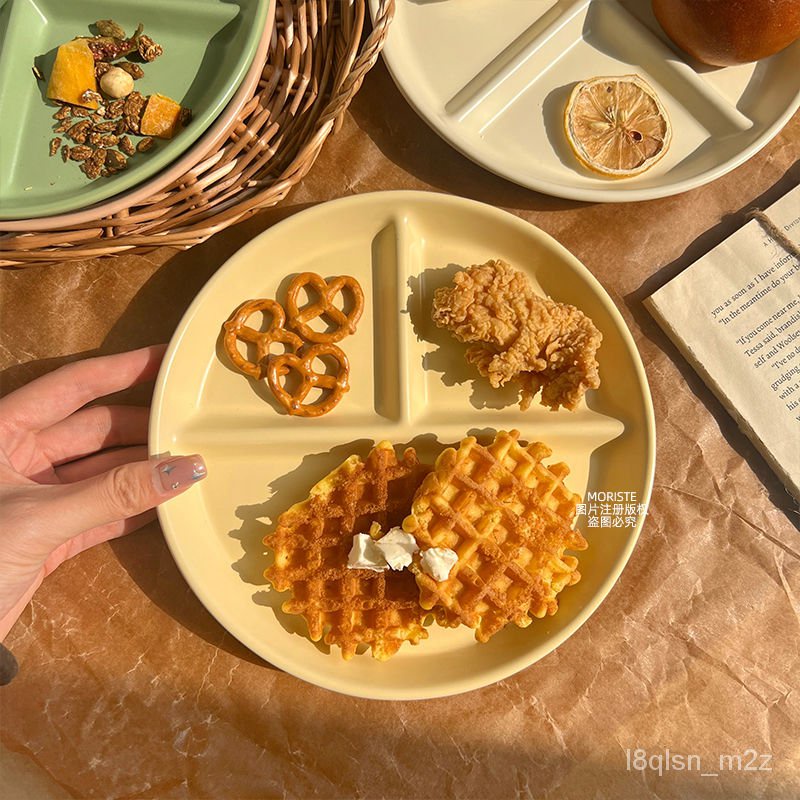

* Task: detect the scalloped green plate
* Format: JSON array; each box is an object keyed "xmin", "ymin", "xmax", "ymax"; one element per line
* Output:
[{"xmin": 0, "ymin": 0, "xmax": 269, "ymax": 219}]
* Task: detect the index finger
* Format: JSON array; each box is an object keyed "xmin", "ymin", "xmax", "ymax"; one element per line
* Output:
[{"xmin": 0, "ymin": 345, "xmax": 167, "ymax": 432}]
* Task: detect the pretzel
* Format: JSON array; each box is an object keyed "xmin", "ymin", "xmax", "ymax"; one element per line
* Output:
[
  {"xmin": 267, "ymin": 343, "xmax": 351, "ymax": 417},
  {"xmin": 285, "ymin": 272, "xmax": 364, "ymax": 343},
  {"xmin": 222, "ymin": 298, "xmax": 303, "ymax": 380}
]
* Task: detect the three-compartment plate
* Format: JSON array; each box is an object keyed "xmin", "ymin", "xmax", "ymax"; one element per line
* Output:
[
  {"xmin": 151, "ymin": 191, "xmax": 655, "ymax": 699},
  {"xmin": 369, "ymin": 0, "xmax": 800, "ymax": 202}
]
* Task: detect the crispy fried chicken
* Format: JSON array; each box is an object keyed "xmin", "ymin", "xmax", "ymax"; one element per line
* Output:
[{"xmin": 432, "ymin": 259, "xmax": 601, "ymax": 410}]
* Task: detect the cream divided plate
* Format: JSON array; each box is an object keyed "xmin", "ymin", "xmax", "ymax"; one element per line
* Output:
[
  {"xmin": 151, "ymin": 191, "xmax": 655, "ymax": 699},
  {"xmin": 368, "ymin": 0, "xmax": 800, "ymax": 202}
]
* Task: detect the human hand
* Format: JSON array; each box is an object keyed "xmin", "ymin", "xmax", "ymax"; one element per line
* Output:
[{"xmin": 0, "ymin": 345, "xmax": 206, "ymax": 642}]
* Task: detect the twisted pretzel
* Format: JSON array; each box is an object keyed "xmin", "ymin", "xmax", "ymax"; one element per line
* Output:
[
  {"xmin": 285, "ymin": 272, "xmax": 364, "ymax": 343},
  {"xmin": 267, "ymin": 343, "xmax": 351, "ymax": 417},
  {"xmin": 222, "ymin": 298, "xmax": 303, "ymax": 380}
]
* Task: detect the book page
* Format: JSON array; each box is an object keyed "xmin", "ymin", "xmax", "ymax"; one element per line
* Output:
[{"xmin": 646, "ymin": 186, "xmax": 800, "ymax": 499}]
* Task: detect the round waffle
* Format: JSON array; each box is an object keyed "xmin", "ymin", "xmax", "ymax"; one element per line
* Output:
[
  {"xmin": 402, "ymin": 430, "xmax": 588, "ymax": 643},
  {"xmin": 264, "ymin": 441, "xmax": 432, "ymax": 660}
]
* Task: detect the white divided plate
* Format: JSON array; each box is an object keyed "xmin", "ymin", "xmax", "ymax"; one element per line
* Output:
[
  {"xmin": 151, "ymin": 191, "xmax": 655, "ymax": 699},
  {"xmin": 369, "ymin": 0, "xmax": 800, "ymax": 202}
]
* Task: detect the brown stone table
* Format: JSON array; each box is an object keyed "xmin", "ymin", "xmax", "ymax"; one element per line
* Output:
[{"xmin": 1, "ymin": 62, "xmax": 798, "ymax": 799}]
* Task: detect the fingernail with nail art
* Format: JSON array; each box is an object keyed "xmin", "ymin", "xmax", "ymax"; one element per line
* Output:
[{"xmin": 155, "ymin": 455, "xmax": 207, "ymax": 494}]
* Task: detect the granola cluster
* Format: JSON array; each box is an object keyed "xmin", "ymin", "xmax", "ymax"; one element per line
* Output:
[{"xmin": 38, "ymin": 20, "xmax": 187, "ymax": 180}]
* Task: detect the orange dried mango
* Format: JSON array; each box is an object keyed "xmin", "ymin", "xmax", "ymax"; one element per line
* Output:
[
  {"xmin": 140, "ymin": 93, "xmax": 184, "ymax": 139},
  {"xmin": 46, "ymin": 39, "xmax": 98, "ymax": 109}
]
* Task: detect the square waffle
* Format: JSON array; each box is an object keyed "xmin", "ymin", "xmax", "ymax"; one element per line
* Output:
[
  {"xmin": 402, "ymin": 430, "xmax": 587, "ymax": 643},
  {"xmin": 264, "ymin": 441, "xmax": 432, "ymax": 660}
]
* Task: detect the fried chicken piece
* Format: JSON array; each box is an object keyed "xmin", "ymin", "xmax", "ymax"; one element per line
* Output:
[{"xmin": 432, "ymin": 259, "xmax": 601, "ymax": 410}]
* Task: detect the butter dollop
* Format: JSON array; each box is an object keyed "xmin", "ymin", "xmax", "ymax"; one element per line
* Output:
[
  {"xmin": 376, "ymin": 527, "xmax": 419, "ymax": 570},
  {"xmin": 419, "ymin": 547, "xmax": 458, "ymax": 582},
  {"xmin": 347, "ymin": 527, "xmax": 419, "ymax": 572},
  {"xmin": 347, "ymin": 533, "xmax": 388, "ymax": 572}
]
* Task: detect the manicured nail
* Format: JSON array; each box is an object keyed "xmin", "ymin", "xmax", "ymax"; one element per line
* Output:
[{"xmin": 155, "ymin": 455, "xmax": 207, "ymax": 493}]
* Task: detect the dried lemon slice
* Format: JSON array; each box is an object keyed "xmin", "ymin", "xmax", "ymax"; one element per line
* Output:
[{"xmin": 564, "ymin": 75, "xmax": 671, "ymax": 178}]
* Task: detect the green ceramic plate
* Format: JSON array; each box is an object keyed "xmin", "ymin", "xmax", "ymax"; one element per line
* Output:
[{"xmin": 0, "ymin": 0, "xmax": 269, "ymax": 219}]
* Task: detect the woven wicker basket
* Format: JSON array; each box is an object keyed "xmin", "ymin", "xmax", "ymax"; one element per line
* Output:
[{"xmin": 0, "ymin": 0, "xmax": 395, "ymax": 267}]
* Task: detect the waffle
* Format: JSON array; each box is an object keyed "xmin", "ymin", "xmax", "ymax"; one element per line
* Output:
[
  {"xmin": 402, "ymin": 430, "xmax": 587, "ymax": 643},
  {"xmin": 264, "ymin": 441, "xmax": 432, "ymax": 660}
]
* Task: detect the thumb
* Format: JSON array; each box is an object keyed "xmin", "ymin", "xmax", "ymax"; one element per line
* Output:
[{"xmin": 44, "ymin": 455, "xmax": 206, "ymax": 541}]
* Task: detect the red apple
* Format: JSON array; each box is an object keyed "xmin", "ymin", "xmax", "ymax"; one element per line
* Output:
[{"xmin": 652, "ymin": 0, "xmax": 800, "ymax": 66}]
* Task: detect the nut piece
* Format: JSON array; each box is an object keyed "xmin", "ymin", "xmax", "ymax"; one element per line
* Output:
[
  {"xmin": 137, "ymin": 34, "xmax": 163, "ymax": 62},
  {"xmin": 80, "ymin": 89, "xmax": 103, "ymax": 106},
  {"xmin": 106, "ymin": 149, "xmax": 128, "ymax": 171},
  {"xmin": 99, "ymin": 67, "xmax": 134, "ymax": 99},
  {"xmin": 89, "ymin": 132, "xmax": 119, "ymax": 147},
  {"xmin": 118, "ymin": 61, "xmax": 144, "ymax": 80},
  {"xmin": 123, "ymin": 91, "xmax": 146, "ymax": 134},
  {"xmin": 136, "ymin": 136, "xmax": 155, "ymax": 153},
  {"xmin": 69, "ymin": 145, "xmax": 93, "ymax": 161},
  {"xmin": 66, "ymin": 119, "xmax": 91, "ymax": 143},
  {"xmin": 49, "ymin": 137, "xmax": 61, "ymax": 156},
  {"xmin": 106, "ymin": 98, "xmax": 125, "ymax": 117},
  {"xmin": 95, "ymin": 61, "xmax": 112, "ymax": 80},
  {"xmin": 118, "ymin": 135, "xmax": 136, "ymax": 156}
]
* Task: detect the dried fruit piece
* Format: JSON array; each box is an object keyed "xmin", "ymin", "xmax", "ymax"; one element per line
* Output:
[
  {"xmin": 85, "ymin": 24, "xmax": 142, "ymax": 62},
  {"xmin": 49, "ymin": 137, "xmax": 61, "ymax": 156},
  {"xmin": 137, "ymin": 34, "xmax": 163, "ymax": 62},
  {"xmin": 140, "ymin": 93, "xmax": 185, "ymax": 138},
  {"xmin": 118, "ymin": 61, "xmax": 144, "ymax": 80},
  {"xmin": 46, "ymin": 39, "xmax": 98, "ymax": 109},
  {"xmin": 136, "ymin": 136, "xmax": 155, "ymax": 152},
  {"xmin": 564, "ymin": 75, "xmax": 672, "ymax": 178},
  {"xmin": 95, "ymin": 19, "xmax": 126, "ymax": 39}
]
